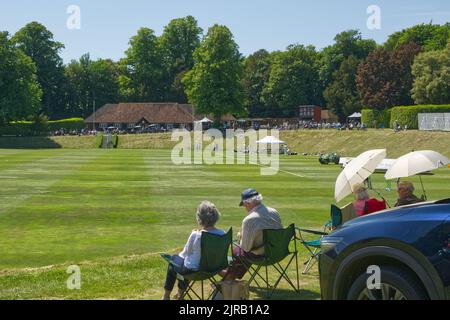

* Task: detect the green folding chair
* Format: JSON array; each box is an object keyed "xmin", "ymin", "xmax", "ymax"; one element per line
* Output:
[
  {"xmin": 297, "ymin": 205, "xmax": 342, "ymax": 274},
  {"xmin": 161, "ymin": 228, "xmax": 233, "ymax": 300},
  {"xmin": 235, "ymin": 224, "xmax": 300, "ymax": 299}
]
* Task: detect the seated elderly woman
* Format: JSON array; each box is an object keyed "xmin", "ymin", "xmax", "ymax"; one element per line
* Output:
[
  {"xmin": 162, "ymin": 201, "xmax": 225, "ymax": 300},
  {"xmin": 353, "ymin": 184, "xmax": 386, "ymax": 216},
  {"xmin": 394, "ymin": 181, "xmax": 423, "ymax": 207},
  {"xmin": 353, "ymin": 185, "xmax": 371, "ymax": 216}
]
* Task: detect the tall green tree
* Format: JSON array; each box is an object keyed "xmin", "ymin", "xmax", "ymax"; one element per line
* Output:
[
  {"xmin": 90, "ymin": 59, "xmax": 120, "ymax": 110},
  {"xmin": 262, "ymin": 45, "xmax": 321, "ymax": 116},
  {"xmin": 323, "ymin": 56, "xmax": 361, "ymax": 120},
  {"xmin": 412, "ymin": 43, "xmax": 450, "ymax": 104},
  {"xmin": 65, "ymin": 54, "xmax": 120, "ymax": 118},
  {"xmin": 119, "ymin": 28, "xmax": 165, "ymax": 102},
  {"xmin": 183, "ymin": 24, "xmax": 244, "ymax": 123},
  {"xmin": 320, "ymin": 30, "xmax": 377, "ymax": 91},
  {"xmin": 64, "ymin": 54, "xmax": 91, "ymax": 118},
  {"xmin": 242, "ymin": 49, "xmax": 278, "ymax": 117},
  {"xmin": 160, "ymin": 16, "xmax": 203, "ymax": 102},
  {"xmin": 385, "ymin": 23, "xmax": 450, "ymax": 51},
  {"xmin": 357, "ymin": 43, "xmax": 422, "ymax": 109},
  {"xmin": 11, "ymin": 22, "xmax": 65, "ymax": 119},
  {"xmin": 0, "ymin": 32, "xmax": 42, "ymax": 124}
]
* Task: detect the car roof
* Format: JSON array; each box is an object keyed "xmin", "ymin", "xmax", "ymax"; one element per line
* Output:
[
  {"xmin": 342, "ymin": 198, "xmax": 450, "ymax": 226},
  {"xmin": 384, "ymin": 198, "xmax": 450, "ymax": 212}
]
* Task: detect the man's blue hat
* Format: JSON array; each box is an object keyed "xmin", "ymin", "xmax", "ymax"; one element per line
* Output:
[{"xmin": 239, "ymin": 188, "xmax": 260, "ymax": 207}]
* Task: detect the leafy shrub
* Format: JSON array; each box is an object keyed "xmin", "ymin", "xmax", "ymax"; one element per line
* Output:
[
  {"xmin": 0, "ymin": 118, "xmax": 84, "ymax": 136},
  {"xmin": 31, "ymin": 115, "xmax": 49, "ymax": 136},
  {"xmin": 390, "ymin": 105, "xmax": 450, "ymax": 129},
  {"xmin": 0, "ymin": 122, "xmax": 33, "ymax": 136},
  {"xmin": 48, "ymin": 118, "xmax": 84, "ymax": 132},
  {"xmin": 361, "ymin": 109, "xmax": 391, "ymax": 128}
]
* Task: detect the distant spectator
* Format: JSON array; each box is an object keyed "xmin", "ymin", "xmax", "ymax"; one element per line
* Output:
[{"xmin": 393, "ymin": 120, "xmax": 400, "ymax": 132}]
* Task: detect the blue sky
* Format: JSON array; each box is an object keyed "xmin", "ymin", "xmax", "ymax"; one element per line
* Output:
[{"xmin": 1, "ymin": 0, "xmax": 449, "ymax": 63}]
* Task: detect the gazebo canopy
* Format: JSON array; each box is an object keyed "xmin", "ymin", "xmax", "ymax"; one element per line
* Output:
[
  {"xmin": 196, "ymin": 117, "xmax": 213, "ymax": 123},
  {"xmin": 256, "ymin": 136, "xmax": 286, "ymax": 144},
  {"xmin": 348, "ymin": 112, "xmax": 362, "ymax": 119}
]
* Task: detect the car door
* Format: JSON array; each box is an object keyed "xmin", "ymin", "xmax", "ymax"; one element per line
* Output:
[{"xmin": 443, "ymin": 215, "xmax": 450, "ymax": 299}]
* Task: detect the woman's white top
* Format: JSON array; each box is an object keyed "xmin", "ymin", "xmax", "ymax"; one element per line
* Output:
[{"xmin": 179, "ymin": 229, "xmax": 226, "ymax": 270}]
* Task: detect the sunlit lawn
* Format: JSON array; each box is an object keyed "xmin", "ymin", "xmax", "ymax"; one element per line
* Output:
[{"xmin": 0, "ymin": 149, "xmax": 449, "ymax": 300}]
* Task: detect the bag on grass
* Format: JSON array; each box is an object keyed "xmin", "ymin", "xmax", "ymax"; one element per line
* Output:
[{"xmin": 216, "ymin": 280, "xmax": 249, "ymax": 300}]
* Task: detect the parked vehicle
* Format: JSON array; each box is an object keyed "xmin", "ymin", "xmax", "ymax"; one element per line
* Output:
[
  {"xmin": 319, "ymin": 153, "xmax": 341, "ymax": 165},
  {"xmin": 319, "ymin": 199, "xmax": 450, "ymax": 300}
]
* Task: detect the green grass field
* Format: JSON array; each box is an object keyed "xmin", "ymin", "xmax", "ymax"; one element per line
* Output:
[{"xmin": 0, "ymin": 148, "xmax": 449, "ymax": 300}]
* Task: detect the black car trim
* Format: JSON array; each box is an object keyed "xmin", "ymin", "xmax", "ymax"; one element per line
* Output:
[
  {"xmin": 332, "ymin": 245, "xmax": 445, "ymax": 300},
  {"xmin": 435, "ymin": 198, "xmax": 450, "ymax": 204}
]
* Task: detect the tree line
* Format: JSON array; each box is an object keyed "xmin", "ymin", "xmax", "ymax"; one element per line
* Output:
[{"xmin": 1, "ymin": 17, "xmax": 449, "ymax": 125}]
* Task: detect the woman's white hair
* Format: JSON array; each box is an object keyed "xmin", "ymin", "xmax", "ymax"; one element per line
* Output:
[
  {"xmin": 243, "ymin": 194, "xmax": 264, "ymax": 206},
  {"xmin": 354, "ymin": 185, "xmax": 369, "ymax": 201},
  {"xmin": 196, "ymin": 201, "xmax": 221, "ymax": 228}
]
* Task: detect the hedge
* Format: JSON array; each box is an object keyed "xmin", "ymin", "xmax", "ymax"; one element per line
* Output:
[
  {"xmin": 390, "ymin": 105, "xmax": 450, "ymax": 129},
  {"xmin": 0, "ymin": 118, "xmax": 84, "ymax": 136},
  {"xmin": 0, "ymin": 122, "xmax": 34, "ymax": 136},
  {"xmin": 48, "ymin": 118, "xmax": 85, "ymax": 131},
  {"xmin": 361, "ymin": 109, "xmax": 391, "ymax": 128}
]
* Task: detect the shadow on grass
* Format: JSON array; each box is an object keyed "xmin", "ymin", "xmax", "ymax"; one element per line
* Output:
[
  {"xmin": 249, "ymin": 286, "xmax": 321, "ymax": 300},
  {"xmin": 0, "ymin": 137, "xmax": 62, "ymax": 149}
]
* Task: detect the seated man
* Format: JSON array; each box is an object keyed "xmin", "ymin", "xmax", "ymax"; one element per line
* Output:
[
  {"xmin": 224, "ymin": 189, "xmax": 283, "ymax": 280},
  {"xmin": 394, "ymin": 181, "xmax": 423, "ymax": 207}
]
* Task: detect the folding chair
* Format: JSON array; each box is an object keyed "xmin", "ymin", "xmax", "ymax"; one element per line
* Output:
[
  {"xmin": 235, "ymin": 224, "xmax": 300, "ymax": 299},
  {"xmin": 297, "ymin": 204, "xmax": 343, "ymax": 274},
  {"xmin": 161, "ymin": 228, "xmax": 233, "ymax": 300}
]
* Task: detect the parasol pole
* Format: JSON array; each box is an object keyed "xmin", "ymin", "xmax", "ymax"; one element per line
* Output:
[
  {"xmin": 367, "ymin": 178, "xmax": 391, "ymax": 208},
  {"xmin": 419, "ymin": 174, "xmax": 427, "ymax": 201}
]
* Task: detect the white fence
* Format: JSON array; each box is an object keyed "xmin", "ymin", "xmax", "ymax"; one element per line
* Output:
[{"xmin": 418, "ymin": 113, "xmax": 450, "ymax": 131}]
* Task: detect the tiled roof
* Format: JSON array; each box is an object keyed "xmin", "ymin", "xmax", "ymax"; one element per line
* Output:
[{"xmin": 84, "ymin": 103, "xmax": 235, "ymax": 124}]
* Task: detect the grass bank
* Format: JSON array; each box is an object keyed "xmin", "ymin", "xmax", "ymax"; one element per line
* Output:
[
  {"xmin": 280, "ymin": 129, "xmax": 450, "ymax": 158},
  {"xmin": 1, "ymin": 130, "xmax": 449, "ymax": 158}
]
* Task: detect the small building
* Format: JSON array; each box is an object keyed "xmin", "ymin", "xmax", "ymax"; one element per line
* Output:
[
  {"xmin": 84, "ymin": 103, "xmax": 236, "ymax": 131},
  {"xmin": 298, "ymin": 105, "xmax": 322, "ymax": 122},
  {"xmin": 299, "ymin": 105, "xmax": 338, "ymax": 123}
]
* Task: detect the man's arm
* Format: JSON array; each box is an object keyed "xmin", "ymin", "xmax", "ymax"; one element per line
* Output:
[{"xmin": 239, "ymin": 219, "xmax": 254, "ymax": 253}]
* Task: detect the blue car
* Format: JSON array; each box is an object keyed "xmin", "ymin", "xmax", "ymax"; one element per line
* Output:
[{"xmin": 319, "ymin": 199, "xmax": 450, "ymax": 300}]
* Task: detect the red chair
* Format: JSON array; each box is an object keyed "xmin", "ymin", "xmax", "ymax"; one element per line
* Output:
[{"xmin": 364, "ymin": 199, "xmax": 387, "ymax": 215}]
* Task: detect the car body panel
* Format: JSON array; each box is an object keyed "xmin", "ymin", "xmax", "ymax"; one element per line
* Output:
[
  {"xmin": 439, "ymin": 216, "xmax": 450, "ymax": 297},
  {"xmin": 319, "ymin": 201, "xmax": 450, "ymax": 300}
]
